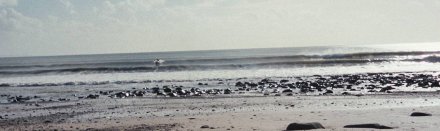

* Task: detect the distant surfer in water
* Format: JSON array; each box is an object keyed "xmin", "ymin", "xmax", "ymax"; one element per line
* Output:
[{"xmin": 153, "ymin": 58, "xmax": 164, "ymax": 71}]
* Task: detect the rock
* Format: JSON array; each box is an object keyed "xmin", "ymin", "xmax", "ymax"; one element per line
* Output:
[
  {"xmin": 63, "ymin": 82, "xmax": 75, "ymax": 86},
  {"xmin": 0, "ymin": 83, "xmax": 10, "ymax": 87},
  {"xmin": 325, "ymin": 90, "xmax": 333, "ymax": 94},
  {"xmin": 86, "ymin": 94, "xmax": 99, "ymax": 99},
  {"xmin": 343, "ymin": 123, "xmax": 393, "ymax": 129},
  {"xmin": 235, "ymin": 82, "xmax": 245, "ymax": 87},
  {"xmin": 201, "ymin": 125, "xmax": 210, "ymax": 128},
  {"xmin": 163, "ymin": 87, "xmax": 172, "ymax": 93},
  {"xmin": 167, "ymin": 93, "xmax": 178, "ymax": 97},
  {"xmin": 133, "ymin": 90, "xmax": 146, "ymax": 96},
  {"xmin": 286, "ymin": 122, "xmax": 325, "ymax": 130},
  {"xmin": 263, "ymin": 90, "xmax": 270, "ymax": 96},
  {"xmin": 354, "ymin": 94, "xmax": 364, "ymax": 97},
  {"xmin": 8, "ymin": 96, "xmax": 31, "ymax": 103},
  {"xmin": 280, "ymin": 79, "xmax": 289, "ymax": 83},
  {"xmin": 151, "ymin": 87, "xmax": 160, "ymax": 93},
  {"xmin": 431, "ymin": 81, "xmax": 440, "ymax": 87},
  {"xmin": 379, "ymin": 86, "xmax": 395, "ymax": 92},
  {"xmin": 282, "ymin": 89, "xmax": 293, "ymax": 93},
  {"xmin": 341, "ymin": 92, "xmax": 350, "ymax": 95},
  {"xmin": 224, "ymin": 89, "xmax": 232, "ymax": 94},
  {"xmin": 113, "ymin": 92, "xmax": 129, "ymax": 98},
  {"xmin": 410, "ymin": 112, "xmax": 432, "ymax": 116},
  {"xmin": 248, "ymin": 83, "xmax": 258, "ymax": 87}
]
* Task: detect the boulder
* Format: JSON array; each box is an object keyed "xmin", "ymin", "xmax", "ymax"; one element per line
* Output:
[
  {"xmin": 410, "ymin": 112, "xmax": 432, "ymax": 117},
  {"xmin": 285, "ymin": 122, "xmax": 325, "ymax": 130},
  {"xmin": 343, "ymin": 123, "xmax": 393, "ymax": 129}
]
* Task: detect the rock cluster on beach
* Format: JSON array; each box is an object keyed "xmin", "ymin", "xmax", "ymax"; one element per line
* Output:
[
  {"xmin": 1, "ymin": 72, "xmax": 440, "ymax": 104},
  {"xmin": 97, "ymin": 73, "xmax": 440, "ymax": 99}
]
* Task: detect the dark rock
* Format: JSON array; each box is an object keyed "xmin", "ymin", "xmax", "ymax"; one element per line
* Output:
[
  {"xmin": 341, "ymin": 92, "xmax": 350, "ymax": 95},
  {"xmin": 167, "ymin": 93, "xmax": 178, "ymax": 97},
  {"xmin": 133, "ymin": 91, "xmax": 146, "ymax": 96},
  {"xmin": 0, "ymin": 83, "xmax": 10, "ymax": 87},
  {"xmin": 280, "ymin": 79, "xmax": 289, "ymax": 83},
  {"xmin": 431, "ymin": 81, "xmax": 440, "ymax": 87},
  {"xmin": 248, "ymin": 83, "xmax": 258, "ymax": 87},
  {"xmin": 287, "ymin": 84, "xmax": 296, "ymax": 89},
  {"xmin": 325, "ymin": 90, "xmax": 333, "ymax": 94},
  {"xmin": 151, "ymin": 87, "xmax": 160, "ymax": 93},
  {"xmin": 58, "ymin": 98, "xmax": 69, "ymax": 101},
  {"xmin": 177, "ymin": 89, "xmax": 188, "ymax": 95},
  {"xmin": 163, "ymin": 87, "xmax": 172, "ymax": 93},
  {"xmin": 86, "ymin": 94, "xmax": 99, "ymax": 99},
  {"xmin": 380, "ymin": 86, "xmax": 395, "ymax": 92},
  {"xmin": 286, "ymin": 122, "xmax": 325, "ymax": 130},
  {"xmin": 410, "ymin": 112, "xmax": 432, "ymax": 116},
  {"xmin": 235, "ymin": 82, "xmax": 245, "ymax": 87},
  {"xmin": 201, "ymin": 125, "xmax": 210, "ymax": 128},
  {"xmin": 8, "ymin": 96, "xmax": 31, "ymax": 103},
  {"xmin": 224, "ymin": 89, "xmax": 232, "ymax": 94},
  {"xmin": 112, "ymin": 91, "xmax": 129, "ymax": 98},
  {"xmin": 63, "ymin": 82, "xmax": 75, "ymax": 86},
  {"xmin": 282, "ymin": 89, "xmax": 293, "ymax": 93},
  {"xmin": 343, "ymin": 123, "xmax": 393, "ymax": 129}
]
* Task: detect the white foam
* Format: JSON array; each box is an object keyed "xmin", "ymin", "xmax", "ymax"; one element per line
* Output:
[{"xmin": 1, "ymin": 61, "xmax": 439, "ymax": 85}]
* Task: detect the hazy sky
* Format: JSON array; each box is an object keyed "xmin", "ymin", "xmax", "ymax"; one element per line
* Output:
[{"xmin": 1, "ymin": 0, "xmax": 440, "ymax": 57}]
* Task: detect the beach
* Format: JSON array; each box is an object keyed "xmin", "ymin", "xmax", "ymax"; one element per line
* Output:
[
  {"xmin": 1, "ymin": 89, "xmax": 440, "ymax": 130},
  {"xmin": 1, "ymin": 71, "xmax": 440, "ymax": 130}
]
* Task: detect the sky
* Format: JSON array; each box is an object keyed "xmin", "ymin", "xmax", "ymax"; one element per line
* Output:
[{"xmin": 0, "ymin": 0, "xmax": 440, "ymax": 57}]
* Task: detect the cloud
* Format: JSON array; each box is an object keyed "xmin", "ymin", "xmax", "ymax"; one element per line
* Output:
[
  {"xmin": 0, "ymin": 0, "xmax": 17, "ymax": 7},
  {"xmin": 59, "ymin": 0, "xmax": 76, "ymax": 14},
  {"xmin": 0, "ymin": 0, "xmax": 440, "ymax": 57}
]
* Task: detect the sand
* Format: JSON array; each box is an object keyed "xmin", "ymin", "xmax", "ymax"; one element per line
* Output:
[
  {"xmin": 1, "ymin": 72, "xmax": 440, "ymax": 130},
  {"xmin": 1, "ymin": 93, "xmax": 440, "ymax": 131}
]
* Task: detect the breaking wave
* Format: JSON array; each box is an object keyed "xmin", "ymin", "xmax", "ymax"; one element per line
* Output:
[{"xmin": 0, "ymin": 51, "xmax": 439, "ymax": 76}]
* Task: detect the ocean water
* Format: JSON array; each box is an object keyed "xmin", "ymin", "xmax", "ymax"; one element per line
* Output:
[{"xmin": 1, "ymin": 43, "xmax": 440, "ymax": 87}]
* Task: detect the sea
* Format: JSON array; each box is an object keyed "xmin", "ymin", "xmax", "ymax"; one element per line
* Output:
[{"xmin": 1, "ymin": 43, "xmax": 440, "ymax": 88}]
